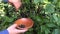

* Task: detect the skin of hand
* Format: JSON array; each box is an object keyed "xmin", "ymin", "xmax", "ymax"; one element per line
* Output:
[
  {"xmin": 7, "ymin": 24, "xmax": 28, "ymax": 34},
  {"xmin": 8, "ymin": 0, "xmax": 22, "ymax": 11}
]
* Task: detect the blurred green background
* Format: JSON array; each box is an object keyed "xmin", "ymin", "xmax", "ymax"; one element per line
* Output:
[{"xmin": 0, "ymin": 0, "xmax": 60, "ymax": 34}]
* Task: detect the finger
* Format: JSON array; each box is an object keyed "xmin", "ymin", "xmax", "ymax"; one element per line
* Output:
[
  {"xmin": 13, "ymin": 2, "xmax": 21, "ymax": 11},
  {"xmin": 16, "ymin": 29, "xmax": 28, "ymax": 33},
  {"xmin": 11, "ymin": 24, "xmax": 17, "ymax": 27}
]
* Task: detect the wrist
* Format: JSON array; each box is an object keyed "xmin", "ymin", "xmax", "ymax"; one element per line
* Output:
[
  {"xmin": 7, "ymin": 29, "xmax": 12, "ymax": 34},
  {"xmin": 0, "ymin": 30, "xmax": 9, "ymax": 34}
]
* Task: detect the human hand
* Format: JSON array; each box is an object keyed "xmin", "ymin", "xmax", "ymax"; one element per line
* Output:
[
  {"xmin": 8, "ymin": 0, "xmax": 22, "ymax": 11},
  {"xmin": 7, "ymin": 24, "xmax": 28, "ymax": 34}
]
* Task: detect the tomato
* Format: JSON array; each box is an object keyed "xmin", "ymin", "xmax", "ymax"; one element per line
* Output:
[{"xmin": 14, "ymin": 18, "xmax": 34, "ymax": 29}]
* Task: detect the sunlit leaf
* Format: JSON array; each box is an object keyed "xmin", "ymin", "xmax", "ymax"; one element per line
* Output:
[
  {"xmin": 52, "ymin": 29, "xmax": 60, "ymax": 34},
  {"xmin": 45, "ymin": 3, "xmax": 55, "ymax": 13}
]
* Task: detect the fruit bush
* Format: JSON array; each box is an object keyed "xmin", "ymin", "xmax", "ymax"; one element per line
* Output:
[{"xmin": 0, "ymin": 0, "xmax": 60, "ymax": 34}]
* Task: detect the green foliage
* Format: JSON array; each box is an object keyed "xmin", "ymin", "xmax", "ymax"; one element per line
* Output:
[{"xmin": 0, "ymin": 0, "xmax": 60, "ymax": 34}]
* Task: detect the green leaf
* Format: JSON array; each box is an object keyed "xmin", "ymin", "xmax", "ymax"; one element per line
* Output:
[
  {"xmin": 41, "ymin": 25, "xmax": 46, "ymax": 32},
  {"xmin": 45, "ymin": 3, "xmax": 55, "ymax": 13},
  {"xmin": 45, "ymin": 29, "xmax": 50, "ymax": 34},
  {"xmin": 53, "ymin": 14, "xmax": 58, "ymax": 22},
  {"xmin": 34, "ymin": 0, "xmax": 48, "ymax": 4},
  {"xmin": 46, "ymin": 23, "xmax": 56, "ymax": 27},
  {"xmin": 0, "ymin": 0, "xmax": 2, "ymax": 3},
  {"xmin": 53, "ymin": 0, "xmax": 58, "ymax": 4},
  {"xmin": 3, "ymin": 16, "xmax": 14, "ymax": 22},
  {"xmin": 39, "ymin": 0, "xmax": 48, "ymax": 3},
  {"xmin": 33, "ymin": 16, "xmax": 41, "ymax": 22},
  {"xmin": 52, "ymin": 29, "xmax": 60, "ymax": 34},
  {"xmin": 57, "ymin": 2, "xmax": 60, "ymax": 8},
  {"xmin": 34, "ymin": 0, "xmax": 40, "ymax": 4}
]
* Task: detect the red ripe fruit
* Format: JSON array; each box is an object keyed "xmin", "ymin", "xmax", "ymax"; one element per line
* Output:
[{"xmin": 14, "ymin": 18, "xmax": 34, "ymax": 29}]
